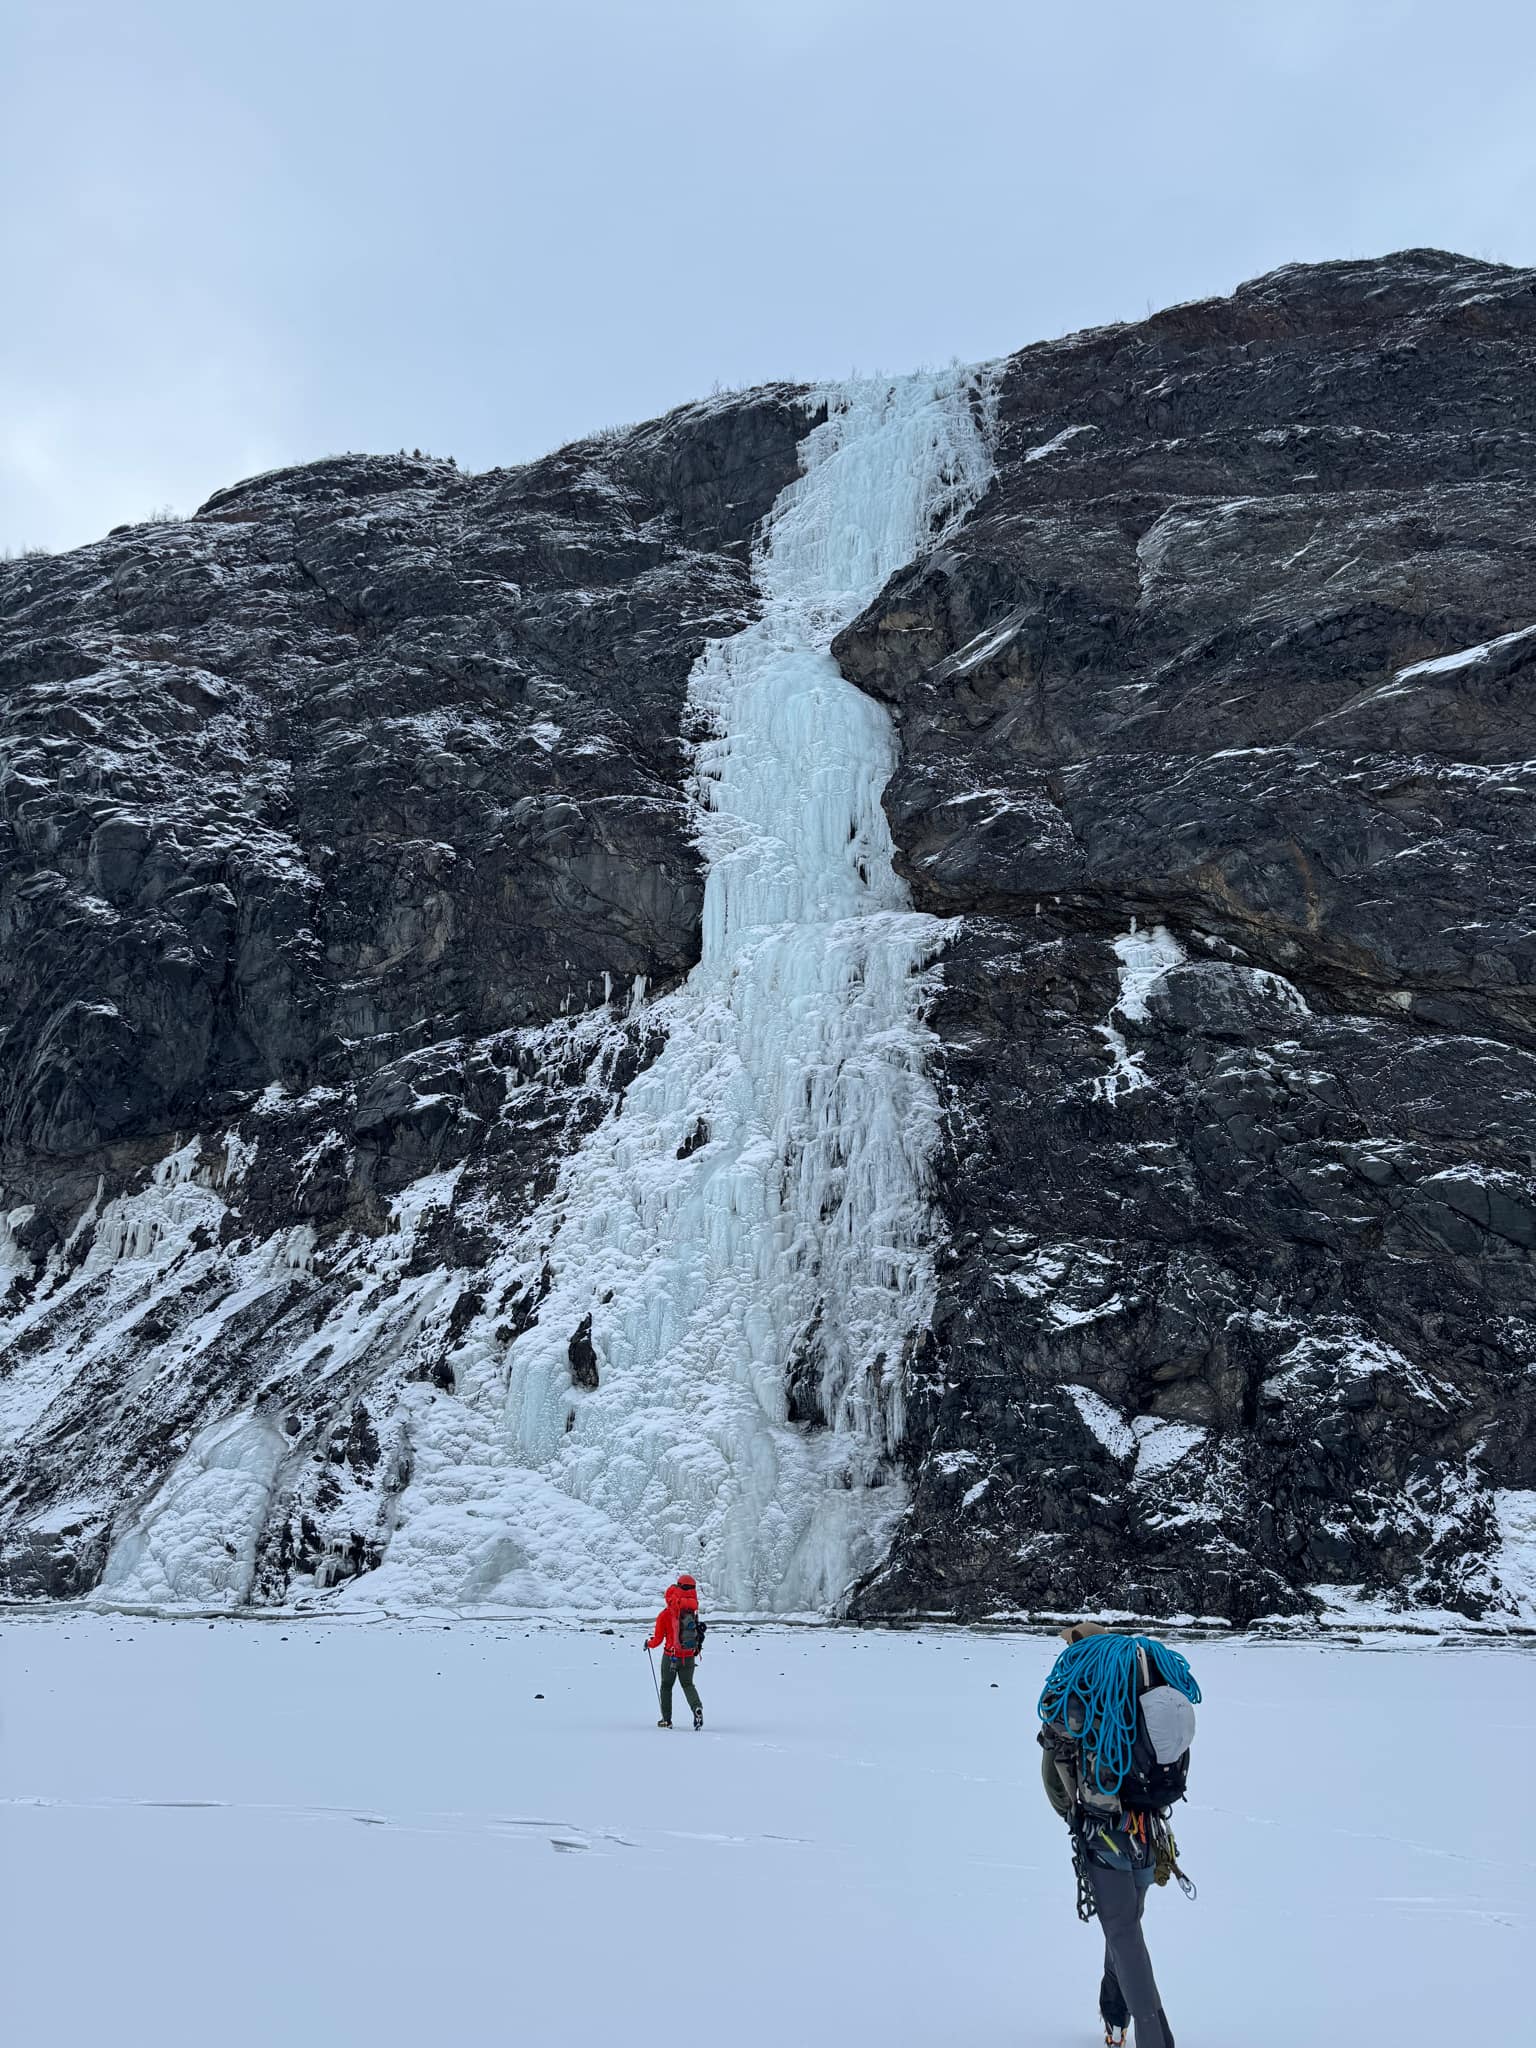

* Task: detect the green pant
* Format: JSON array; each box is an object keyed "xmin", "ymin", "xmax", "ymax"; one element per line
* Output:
[{"xmin": 659, "ymin": 1654, "xmax": 701, "ymax": 1721}]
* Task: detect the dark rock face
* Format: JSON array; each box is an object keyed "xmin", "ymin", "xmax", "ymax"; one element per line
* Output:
[
  {"xmin": 836, "ymin": 251, "xmax": 1536, "ymax": 1621},
  {"xmin": 0, "ymin": 391, "xmax": 812, "ymax": 1596},
  {"xmin": 2, "ymin": 393, "xmax": 809, "ymax": 1164},
  {"xmin": 5, "ymin": 250, "xmax": 1535, "ymax": 1624}
]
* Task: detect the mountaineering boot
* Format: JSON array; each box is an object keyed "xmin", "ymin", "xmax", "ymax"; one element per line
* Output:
[
  {"xmin": 1099, "ymin": 1969, "xmax": 1130, "ymax": 2042},
  {"xmin": 693, "ymin": 1707, "xmax": 704, "ymax": 1730},
  {"xmin": 656, "ymin": 1718, "xmax": 672, "ymax": 1729}
]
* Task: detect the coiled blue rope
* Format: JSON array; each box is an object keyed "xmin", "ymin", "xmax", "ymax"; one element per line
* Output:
[{"xmin": 1037, "ymin": 1634, "xmax": 1201, "ymax": 1798}]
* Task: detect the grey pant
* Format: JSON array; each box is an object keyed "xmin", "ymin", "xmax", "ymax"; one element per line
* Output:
[
  {"xmin": 1088, "ymin": 1858, "xmax": 1172, "ymax": 2048},
  {"xmin": 659, "ymin": 1654, "xmax": 701, "ymax": 1721}
]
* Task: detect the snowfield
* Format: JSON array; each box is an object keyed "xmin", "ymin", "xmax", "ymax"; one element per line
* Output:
[{"xmin": 2, "ymin": 1617, "xmax": 1528, "ymax": 2046}]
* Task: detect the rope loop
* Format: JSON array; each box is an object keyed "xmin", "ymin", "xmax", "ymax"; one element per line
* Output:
[{"xmin": 1036, "ymin": 1633, "xmax": 1201, "ymax": 1800}]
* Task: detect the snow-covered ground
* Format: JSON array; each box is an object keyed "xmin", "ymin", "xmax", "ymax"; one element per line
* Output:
[{"xmin": 2, "ymin": 1618, "xmax": 1527, "ymax": 2046}]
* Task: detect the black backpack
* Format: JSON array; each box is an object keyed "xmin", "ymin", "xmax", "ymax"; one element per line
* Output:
[
  {"xmin": 1119, "ymin": 1685, "xmax": 1192, "ymax": 1811},
  {"xmin": 1042, "ymin": 1647, "xmax": 1193, "ymax": 1816},
  {"xmin": 677, "ymin": 1608, "xmax": 705, "ymax": 1657}
]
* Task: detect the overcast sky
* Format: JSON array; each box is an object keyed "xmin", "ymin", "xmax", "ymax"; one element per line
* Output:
[{"xmin": 4, "ymin": 0, "xmax": 1534, "ymax": 553}]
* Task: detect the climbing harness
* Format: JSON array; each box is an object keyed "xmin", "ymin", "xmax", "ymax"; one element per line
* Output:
[{"xmin": 1068, "ymin": 1807, "xmax": 1197, "ymax": 1919}]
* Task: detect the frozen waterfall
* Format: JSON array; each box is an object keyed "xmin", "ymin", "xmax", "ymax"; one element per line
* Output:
[{"xmin": 364, "ymin": 370, "xmax": 996, "ymax": 1613}]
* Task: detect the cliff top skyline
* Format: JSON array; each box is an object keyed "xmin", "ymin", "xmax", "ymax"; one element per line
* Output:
[{"xmin": 4, "ymin": 0, "xmax": 1535, "ymax": 554}]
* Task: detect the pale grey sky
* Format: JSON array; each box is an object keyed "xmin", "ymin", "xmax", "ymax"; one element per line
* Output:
[{"xmin": 4, "ymin": 0, "xmax": 1534, "ymax": 552}]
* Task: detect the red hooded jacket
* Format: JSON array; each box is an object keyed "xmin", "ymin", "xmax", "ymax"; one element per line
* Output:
[{"xmin": 645, "ymin": 1578, "xmax": 700, "ymax": 1658}]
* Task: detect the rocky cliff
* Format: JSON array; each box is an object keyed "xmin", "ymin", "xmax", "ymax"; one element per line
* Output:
[
  {"xmin": 839, "ymin": 251, "xmax": 1536, "ymax": 1623},
  {"xmin": 3, "ymin": 251, "xmax": 1534, "ymax": 1622}
]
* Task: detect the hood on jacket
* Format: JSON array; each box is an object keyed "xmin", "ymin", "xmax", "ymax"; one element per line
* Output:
[{"xmin": 667, "ymin": 1578, "xmax": 699, "ymax": 1613}]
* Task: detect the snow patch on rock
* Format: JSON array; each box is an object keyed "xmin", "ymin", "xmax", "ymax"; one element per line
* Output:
[
  {"xmin": 1132, "ymin": 1416, "xmax": 1207, "ymax": 1481},
  {"xmin": 1065, "ymin": 1386, "xmax": 1207, "ymax": 1483},
  {"xmin": 1395, "ymin": 620, "xmax": 1536, "ymax": 680},
  {"xmin": 1065, "ymin": 1384, "xmax": 1136, "ymax": 1462},
  {"xmin": 1261, "ymin": 1325, "xmax": 1450, "ymax": 1411},
  {"xmin": 1024, "ymin": 424, "xmax": 1094, "ymax": 463},
  {"xmin": 1093, "ymin": 922, "xmax": 1186, "ymax": 1101}
]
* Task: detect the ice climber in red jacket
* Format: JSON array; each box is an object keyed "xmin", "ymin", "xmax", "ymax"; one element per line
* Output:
[{"xmin": 645, "ymin": 1574, "xmax": 705, "ymax": 1729}]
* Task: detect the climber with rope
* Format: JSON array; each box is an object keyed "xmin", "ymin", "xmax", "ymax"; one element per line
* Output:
[{"xmin": 1037, "ymin": 1620, "xmax": 1200, "ymax": 2048}]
